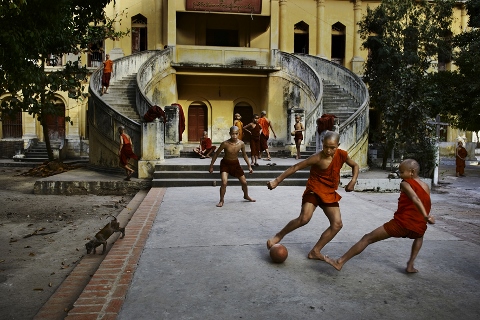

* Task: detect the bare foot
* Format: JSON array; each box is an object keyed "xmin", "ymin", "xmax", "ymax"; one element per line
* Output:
[
  {"xmin": 266, "ymin": 235, "xmax": 281, "ymax": 249},
  {"xmin": 324, "ymin": 255, "xmax": 342, "ymax": 271},
  {"xmin": 244, "ymin": 196, "xmax": 256, "ymax": 202},
  {"xmin": 307, "ymin": 249, "xmax": 326, "ymax": 261},
  {"xmin": 216, "ymin": 201, "xmax": 224, "ymax": 207},
  {"xmin": 406, "ymin": 264, "xmax": 418, "ymax": 273}
]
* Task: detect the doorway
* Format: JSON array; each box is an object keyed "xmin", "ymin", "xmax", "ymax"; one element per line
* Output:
[
  {"xmin": 188, "ymin": 103, "xmax": 207, "ymax": 142},
  {"xmin": 132, "ymin": 14, "xmax": 148, "ymax": 54},
  {"xmin": 294, "ymin": 21, "xmax": 309, "ymax": 54},
  {"xmin": 234, "ymin": 104, "xmax": 253, "ymax": 142},
  {"xmin": 331, "ymin": 22, "xmax": 346, "ymax": 66},
  {"xmin": 45, "ymin": 104, "xmax": 65, "ymax": 141}
]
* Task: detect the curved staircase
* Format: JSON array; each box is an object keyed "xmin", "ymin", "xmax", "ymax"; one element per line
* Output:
[{"xmin": 89, "ymin": 50, "xmax": 368, "ymax": 186}]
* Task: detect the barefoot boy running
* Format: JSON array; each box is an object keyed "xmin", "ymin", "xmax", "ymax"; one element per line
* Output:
[
  {"xmin": 209, "ymin": 126, "xmax": 256, "ymax": 207},
  {"xmin": 266, "ymin": 131, "xmax": 359, "ymax": 260},
  {"xmin": 324, "ymin": 159, "xmax": 434, "ymax": 273}
]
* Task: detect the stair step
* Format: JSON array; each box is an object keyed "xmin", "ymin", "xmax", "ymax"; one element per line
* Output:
[{"xmin": 151, "ymin": 178, "xmax": 308, "ymax": 187}]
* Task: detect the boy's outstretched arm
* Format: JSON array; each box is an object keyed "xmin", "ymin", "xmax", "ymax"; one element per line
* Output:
[
  {"xmin": 344, "ymin": 156, "xmax": 359, "ymax": 192},
  {"xmin": 267, "ymin": 154, "xmax": 318, "ymax": 190},
  {"xmin": 400, "ymin": 181, "xmax": 435, "ymax": 224},
  {"xmin": 209, "ymin": 143, "xmax": 225, "ymax": 173}
]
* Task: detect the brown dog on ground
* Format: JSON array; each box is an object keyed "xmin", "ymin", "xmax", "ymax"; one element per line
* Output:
[{"xmin": 85, "ymin": 216, "xmax": 125, "ymax": 254}]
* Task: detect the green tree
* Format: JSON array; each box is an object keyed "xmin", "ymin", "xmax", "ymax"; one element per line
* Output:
[
  {"xmin": 424, "ymin": 0, "xmax": 480, "ymax": 141},
  {"xmin": 360, "ymin": 0, "xmax": 455, "ymax": 174},
  {"xmin": 0, "ymin": 0, "xmax": 127, "ymax": 160}
]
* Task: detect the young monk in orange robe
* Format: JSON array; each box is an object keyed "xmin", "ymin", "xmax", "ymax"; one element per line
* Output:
[
  {"xmin": 118, "ymin": 126, "xmax": 139, "ymax": 181},
  {"xmin": 455, "ymin": 141, "xmax": 468, "ymax": 177},
  {"xmin": 266, "ymin": 131, "xmax": 359, "ymax": 261},
  {"xmin": 324, "ymin": 159, "xmax": 435, "ymax": 273}
]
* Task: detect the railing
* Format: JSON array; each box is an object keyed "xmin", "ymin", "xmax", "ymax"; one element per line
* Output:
[
  {"xmin": 175, "ymin": 45, "xmax": 272, "ymax": 66},
  {"xmin": 295, "ymin": 54, "xmax": 369, "ymax": 163},
  {"xmin": 274, "ymin": 51, "xmax": 323, "ymax": 146},
  {"xmin": 88, "ymin": 52, "xmax": 158, "ymax": 168},
  {"xmin": 136, "ymin": 48, "xmax": 174, "ymax": 118}
]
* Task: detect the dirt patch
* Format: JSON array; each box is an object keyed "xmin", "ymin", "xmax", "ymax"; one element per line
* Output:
[{"xmin": 0, "ymin": 166, "xmax": 135, "ymax": 320}]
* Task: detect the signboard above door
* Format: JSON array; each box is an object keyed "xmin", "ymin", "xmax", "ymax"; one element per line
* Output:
[{"xmin": 186, "ymin": 0, "xmax": 262, "ymax": 14}]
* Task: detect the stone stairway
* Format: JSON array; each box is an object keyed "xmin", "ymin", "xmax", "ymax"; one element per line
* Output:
[
  {"xmin": 23, "ymin": 141, "xmax": 61, "ymax": 161},
  {"xmin": 322, "ymin": 80, "xmax": 358, "ymax": 123},
  {"xmin": 299, "ymin": 80, "xmax": 359, "ymax": 159},
  {"xmin": 152, "ymin": 163, "xmax": 310, "ymax": 187},
  {"xmin": 100, "ymin": 74, "xmax": 141, "ymax": 122}
]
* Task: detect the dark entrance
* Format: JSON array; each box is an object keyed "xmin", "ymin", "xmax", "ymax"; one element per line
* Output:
[
  {"xmin": 234, "ymin": 104, "xmax": 253, "ymax": 142},
  {"xmin": 294, "ymin": 21, "xmax": 309, "ymax": 54},
  {"xmin": 206, "ymin": 29, "xmax": 239, "ymax": 47},
  {"xmin": 188, "ymin": 103, "xmax": 207, "ymax": 142},
  {"xmin": 331, "ymin": 22, "xmax": 346, "ymax": 66},
  {"xmin": 45, "ymin": 104, "xmax": 65, "ymax": 141}
]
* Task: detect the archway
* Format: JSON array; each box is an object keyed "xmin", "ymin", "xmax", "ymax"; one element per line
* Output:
[
  {"xmin": 1, "ymin": 111, "xmax": 22, "ymax": 138},
  {"xmin": 294, "ymin": 21, "xmax": 309, "ymax": 54},
  {"xmin": 188, "ymin": 102, "xmax": 208, "ymax": 142},
  {"xmin": 132, "ymin": 14, "xmax": 148, "ymax": 53},
  {"xmin": 45, "ymin": 101, "xmax": 65, "ymax": 141},
  {"xmin": 331, "ymin": 22, "xmax": 346, "ymax": 66},
  {"xmin": 234, "ymin": 103, "xmax": 253, "ymax": 142}
]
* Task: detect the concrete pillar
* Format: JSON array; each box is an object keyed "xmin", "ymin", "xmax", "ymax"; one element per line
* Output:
[
  {"xmin": 164, "ymin": 105, "xmax": 183, "ymax": 156},
  {"xmin": 138, "ymin": 119, "xmax": 165, "ymax": 178},
  {"xmin": 110, "ymin": 0, "xmax": 124, "ymax": 60},
  {"xmin": 279, "ymin": 0, "xmax": 287, "ymax": 52},
  {"xmin": 461, "ymin": 4, "xmax": 468, "ymax": 31},
  {"xmin": 316, "ymin": 0, "xmax": 327, "ymax": 58},
  {"xmin": 351, "ymin": 0, "xmax": 364, "ymax": 75},
  {"xmin": 155, "ymin": 0, "xmax": 163, "ymax": 49},
  {"xmin": 166, "ymin": 0, "xmax": 176, "ymax": 47},
  {"xmin": 270, "ymin": 0, "xmax": 279, "ymax": 51}
]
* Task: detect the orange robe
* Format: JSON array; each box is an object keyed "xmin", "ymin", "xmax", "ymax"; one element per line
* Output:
[
  {"xmin": 456, "ymin": 146, "xmax": 468, "ymax": 175},
  {"xmin": 234, "ymin": 120, "xmax": 244, "ymax": 140},
  {"xmin": 119, "ymin": 133, "xmax": 138, "ymax": 166},
  {"xmin": 258, "ymin": 117, "xmax": 269, "ymax": 151},
  {"xmin": 200, "ymin": 137, "xmax": 216, "ymax": 153},
  {"xmin": 392, "ymin": 179, "xmax": 431, "ymax": 235},
  {"xmin": 303, "ymin": 149, "xmax": 348, "ymax": 203}
]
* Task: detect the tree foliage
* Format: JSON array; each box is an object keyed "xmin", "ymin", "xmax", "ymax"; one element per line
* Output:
[
  {"xmin": 424, "ymin": 0, "xmax": 480, "ymax": 135},
  {"xmin": 0, "ymin": 0, "xmax": 127, "ymax": 160},
  {"xmin": 360, "ymin": 0, "xmax": 455, "ymax": 174}
]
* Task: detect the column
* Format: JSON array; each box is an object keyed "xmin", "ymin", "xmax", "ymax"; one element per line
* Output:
[
  {"xmin": 110, "ymin": 0, "xmax": 125, "ymax": 59},
  {"xmin": 351, "ymin": 0, "xmax": 364, "ymax": 75},
  {"xmin": 279, "ymin": 0, "xmax": 287, "ymax": 51},
  {"xmin": 138, "ymin": 119, "xmax": 165, "ymax": 178},
  {"xmin": 316, "ymin": 0, "xmax": 327, "ymax": 58}
]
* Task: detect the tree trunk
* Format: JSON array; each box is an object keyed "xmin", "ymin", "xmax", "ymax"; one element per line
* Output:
[{"xmin": 40, "ymin": 57, "xmax": 55, "ymax": 161}]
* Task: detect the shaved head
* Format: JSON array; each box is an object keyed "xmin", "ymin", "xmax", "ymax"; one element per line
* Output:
[
  {"xmin": 400, "ymin": 159, "xmax": 420, "ymax": 174},
  {"xmin": 323, "ymin": 131, "xmax": 340, "ymax": 143},
  {"xmin": 230, "ymin": 126, "xmax": 239, "ymax": 133}
]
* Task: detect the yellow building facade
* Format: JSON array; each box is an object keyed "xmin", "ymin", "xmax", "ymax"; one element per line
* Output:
[{"xmin": 1, "ymin": 0, "xmax": 474, "ymax": 163}]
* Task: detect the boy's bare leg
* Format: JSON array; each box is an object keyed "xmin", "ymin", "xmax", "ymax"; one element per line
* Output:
[
  {"xmin": 217, "ymin": 172, "xmax": 229, "ymax": 207},
  {"xmin": 324, "ymin": 225, "xmax": 391, "ymax": 271},
  {"xmin": 406, "ymin": 237, "xmax": 423, "ymax": 273},
  {"xmin": 239, "ymin": 176, "xmax": 255, "ymax": 202},
  {"xmin": 308, "ymin": 206, "xmax": 343, "ymax": 261},
  {"xmin": 267, "ymin": 202, "xmax": 316, "ymax": 249}
]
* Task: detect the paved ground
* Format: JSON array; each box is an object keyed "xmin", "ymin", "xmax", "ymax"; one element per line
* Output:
[{"xmin": 16, "ymin": 157, "xmax": 480, "ymax": 320}]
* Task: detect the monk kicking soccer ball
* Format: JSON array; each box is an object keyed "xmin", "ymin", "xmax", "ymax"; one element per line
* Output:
[
  {"xmin": 324, "ymin": 159, "xmax": 435, "ymax": 273},
  {"xmin": 266, "ymin": 131, "xmax": 359, "ymax": 261},
  {"xmin": 209, "ymin": 126, "xmax": 255, "ymax": 207}
]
